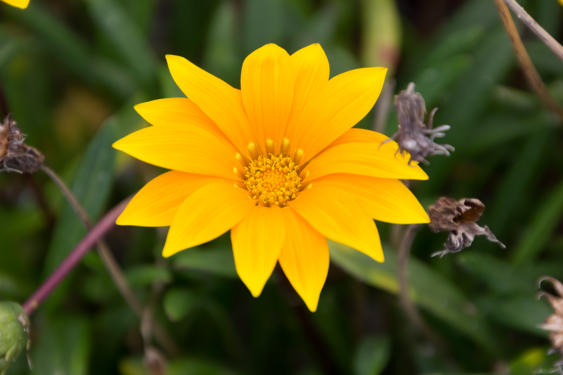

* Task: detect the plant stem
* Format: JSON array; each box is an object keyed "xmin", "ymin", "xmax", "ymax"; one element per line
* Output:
[
  {"xmin": 397, "ymin": 224, "xmax": 443, "ymax": 347},
  {"xmin": 22, "ymin": 198, "xmax": 129, "ymax": 315},
  {"xmin": 33, "ymin": 165, "xmax": 180, "ymax": 356},
  {"xmin": 503, "ymin": 0, "xmax": 563, "ymax": 62},
  {"xmin": 494, "ymin": 0, "xmax": 563, "ymax": 122}
]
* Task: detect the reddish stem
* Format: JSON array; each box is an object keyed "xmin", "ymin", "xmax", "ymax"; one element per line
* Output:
[{"xmin": 22, "ymin": 199, "xmax": 129, "ymax": 316}]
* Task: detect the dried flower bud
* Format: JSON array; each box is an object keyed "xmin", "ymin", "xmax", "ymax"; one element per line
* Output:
[
  {"xmin": 380, "ymin": 83, "xmax": 454, "ymax": 165},
  {"xmin": 538, "ymin": 277, "xmax": 563, "ymax": 359},
  {"xmin": 0, "ymin": 115, "xmax": 44, "ymax": 174},
  {"xmin": 428, "ymin": 197, "xmax": 505, "ymax": 258},
  {"xmin": 0, "ymin": 302, "xmax": 30, "ymax": 375}
]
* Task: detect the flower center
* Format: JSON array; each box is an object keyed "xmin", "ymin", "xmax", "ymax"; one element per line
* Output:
[
  {"xmin": 241, "ymin": 138, "xmax": 304, "ymax": 207},
  {"xmin": 244, "ymin": 154, "xmax": 301, "ymax": 207}
]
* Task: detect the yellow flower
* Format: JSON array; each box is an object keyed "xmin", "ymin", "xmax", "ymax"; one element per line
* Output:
[
  {"xmin": 2, "ymin": 0, "xmax": 29, "ymax": 9},
  {"xmin": 113, "ymin": 43, "xmax": 429, "ymax": 311}
]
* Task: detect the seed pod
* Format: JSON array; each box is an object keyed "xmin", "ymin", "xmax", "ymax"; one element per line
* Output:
[
  {"xmin": 0, "ymin": 302, "xmax": 30, "ymax": 375},
  {"xmin": 428, "ymin": 197, "xmax": 505, "ymax": 258},
  {"xmin": 0, "ymin": 116, "xmax": 44, "ymax": 174},
  {"xmin": 379, "ymin": 83, "xmax": 454, "ymax": 165}
]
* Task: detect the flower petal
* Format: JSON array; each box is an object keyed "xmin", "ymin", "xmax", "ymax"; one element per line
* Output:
[
  {"xmin": 279, "ymin": 208, "xmax": 329, "ymax": 312},
  {"xmin": 292, "ymin": 67, "xmax": 387, "ymax": 163},
  {"xmin": 116, "ymin": 171, "xmax": 224, "ymax": 227},
  {"xmin": 113, "ymin": 124, "xmax": 242, "ymax": 180},
  {"xmin": 313, "ymin": 174, "xmax": 429, "ymax": 224},
  {"xmin": 3, "ymin": 0, "xmax": 29, "ymax": 8},
  {"xmin": 163, "ymin": 182, "xmax": 255, "ymax": 257},
  {"xmin": 166, "ymin": 55, "xmax": 256, "ymax": 156},
  {"xmin": 231, "ymin": 205, "xmax": 286, "ymax": 297},
  {"xmin": 289, "ymin": 186, "xmax": 383, "ymax": 262},
  {"xmin": 326, "ymin": 128, "xmax": 389, "ymax": 148},
  {"xmin": 284, "ymin": 44, "xmax": 329, "ymax": 150},
  {"xmin": 303, "ymin": 141, "xmax": 428, "ymax": 181},
  {"xmin": 241, "ymin": 44, "xmax": 294, "ymax": 154}
]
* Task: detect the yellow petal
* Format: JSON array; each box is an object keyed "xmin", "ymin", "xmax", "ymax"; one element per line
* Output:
[
  {"xmin": 326, "ymin": 128, "xmax": 389, "ymax": 148},
  {"xmin": 292, "ymin": 67, "xmax": 387, "ymax": 164},
  {"xmin": 289, "ymin": 186, "xmax": 383, "ymax": 262},
  {"xmin": 313, "ymin": 174, "xmax": 429, "ymax": 224},
  {"xmin": 279, "ymin": 208, "xmax": 329, "ymax": 312},
  {"xmin": 241, "ymin": 44, "xmax": 294, "ymax": 154},
  {"xmin": 163, "ymin": 182, "xmax": 255, "ymax": 257},
  {"xmin": 284, "ymin": 44, "xmax": 329, "ymax": 150},
  {"xmin": 2, "ymin": 0, "xmax": 29, "ymax": 8},
  {"xmin": 113, "ymin": 124, "xmax": 242, "ymax": 180},
  {"xmin": 116, "ymin": 171, "xmax": 224, "ymax": 227},
  {"xmin": 135, "ymin": 98, "xmax": 238, "ymax": 151},
  {"xmin": 231, "ymin": 205, "xmax": 286, "ymax": 297},
  {"xmin": 166, "ymin": 55, "xmax": 256, "ymax": 156},
  {"xmin": 303, "ymin": 141, "xmax": 428, "ymax": 181}
]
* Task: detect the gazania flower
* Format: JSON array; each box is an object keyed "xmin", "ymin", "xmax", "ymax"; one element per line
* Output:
[
  {"xmin": 114, "ymin": 43, "xmax": 429, "ymax": 311},
  {"xmin": 2, "ymin": 0, "xmax": 29, "ymax": 9}
]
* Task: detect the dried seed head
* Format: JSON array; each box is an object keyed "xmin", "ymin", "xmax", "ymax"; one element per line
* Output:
[
  {"xmin": 538, "ymin": 277, "xmax": 563, "ymax": 358},
  {"xmin": 0, "ymin": 115, "xmax": 44, "ymax": 174},
  {"xmin": 428, "ymin": 197, "xmax": 505, "ymax": 258},
  {"xmin": 379, "ymin": 82, "xmax": 455, "ymax": 165}
]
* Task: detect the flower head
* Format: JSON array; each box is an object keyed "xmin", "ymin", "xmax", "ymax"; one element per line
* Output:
[
  {"xmin": 538, "ymin": 276, "xmax": 563, "ymax": 360},
  {"xmin": 380, "ymin": 83, "xmax": 454, "ymax": 165},
  {"xmin": 0, "ymin": 115, "xmax": 44, "ymax": 174},
  {"xmin": 114, "ymin": 43, "xmax": 430, "ymax": 311},
  {"xmin": 1, "ymin": 0, "xmax": 29, "ymax": 9},
  {"xmin": 429, "ymin": 197, "xmax": 505, "ymax": 258}
]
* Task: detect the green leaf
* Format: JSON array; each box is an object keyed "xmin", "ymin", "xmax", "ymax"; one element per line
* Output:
[
  {"xmin": 353, "ymin": 335, "xmax": 391, "ymax": 375},
  {"xmin": 163, "ymin": 288, "xmax": 200, "ymax": 322},
  {"xmin": 242, "ymin": 0, "xmax": 285, "ymax": 55},
  {"xmin": 168, "ymin": 358, "xmax": 237, "ymax": 375},
  {"xmin": 457, "ymin": 252, "xmax": 534, "ymax": 296},
  {"xmin": 476, "ymin": 296, "xmax": 550, "ymax": 336},
  {"xmin": 84, "ymin": 0, "xmax": 156, "ymax": 86},
  {"xmin": 509, "ymin": 347, "xmax": 562, "ymax": 375},
  {"xmin": 487, "ymin": 130, "xmax": 549, "ymax": 237},
  {"xmin": 125, "ymin": 265, "xmax": 171, "ymax": 287},
  {"xmin": 43, "ymin": 119, "xmax": 116, "ymax": 277},
  {"xmin": 512, "ymin": 179, "xmax": 563, "ymax": 267},
  {"xmin": 420, "ymin": 25, "xmax": 484, "ymax": 71},
  {"xmin": 202, "ymin": 0, "xmax": 241, "ymax": 88},
  {"xmin": 31, "ymin": 315, "xmax": 91, "ymax": 375},
  {"xmin": 329, "ymin": 241, "xmax": 498, "ymax": 354},
  {"xmin": 290, "ymin": 4, "xmax": 339, "ymax": 54},
  {"xmin": 171, "ymin": 244, "xmax": 237, "ymax": 278}
]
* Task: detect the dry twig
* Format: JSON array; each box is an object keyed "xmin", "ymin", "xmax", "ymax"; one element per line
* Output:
[{"xmin": 494, "ymin": 0, "xmax": 563, "ymax": 121}]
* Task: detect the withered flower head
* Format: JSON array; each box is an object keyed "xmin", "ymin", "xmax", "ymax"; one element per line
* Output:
[
  {"xmin": 380, "ymin": 82, "xmax": 454, "ymax": 165},
  {"xmin": 0, "ymin": 115, "xmax": 44, "ymax": 174},
  {"xmin": 538, "ymin": 276, "xmax": 563, "ymax": 359},
  {"xmin": 428, "ymin": 197, "xmax": 505, "ymax": 258}
]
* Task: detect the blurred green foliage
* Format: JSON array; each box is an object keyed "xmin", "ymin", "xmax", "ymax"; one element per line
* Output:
[{"xmin": 0, "ymin": 0, "xmax": 562, "ymax": 374}]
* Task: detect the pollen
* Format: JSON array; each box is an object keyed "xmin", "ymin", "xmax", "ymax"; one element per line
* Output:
[{"xmin": 243, "ymin": 141, "xmax": 302, "ymax": 207}]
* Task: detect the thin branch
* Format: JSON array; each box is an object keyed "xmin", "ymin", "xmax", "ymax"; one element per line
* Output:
[
  {"xmin": 397, "ymin": 224, "xmax": 443, "ymax": 347},
  {"xmin": 494, "ymin": 0, "xmax": 563, "ymax": 122},
  {"xmin": 23, "ymin": 198, "xmax": 129, "ymax": 315},
  {"xmin": 503, "ymin": 0, "xmax": 563, "ymax": 62},
  {"xmin": 34, "ymin": 165, "xmax": 180, "ymax": 356}
]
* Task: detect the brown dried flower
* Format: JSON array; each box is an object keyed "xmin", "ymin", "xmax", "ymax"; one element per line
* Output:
[
  {"xmin": 380, "ymin": 82, "xmax": 454, "ymax": 165},
  {"xmin": 538, "ymin": 276, "xmax": 563, "ymax": 359},
  {"xmin": 0, "ymin": 115, "xmax": 44, "ymax": 174},
  {"xmin": 428, "ymin": 197, "xmax": 505, "ymax": 258}
]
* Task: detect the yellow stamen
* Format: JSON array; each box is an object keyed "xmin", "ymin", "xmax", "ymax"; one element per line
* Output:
[
  {"xmin": 247, "ymin": 142, "xmax": 260, "ymax": 160},
  {"xmin": 265, "ymin": 138, "xmax": 275, "ymax": 155},
  {"xmin": 281, "ymin": 138, "xmax": 291, "ymax": 156},
  {"xmin": 243, "ymin": 153, "xmax": 302, "ymax": 207},
  {"xmin": 294, "ymin": 149, "xmax": 304, "ymax": 164}
]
